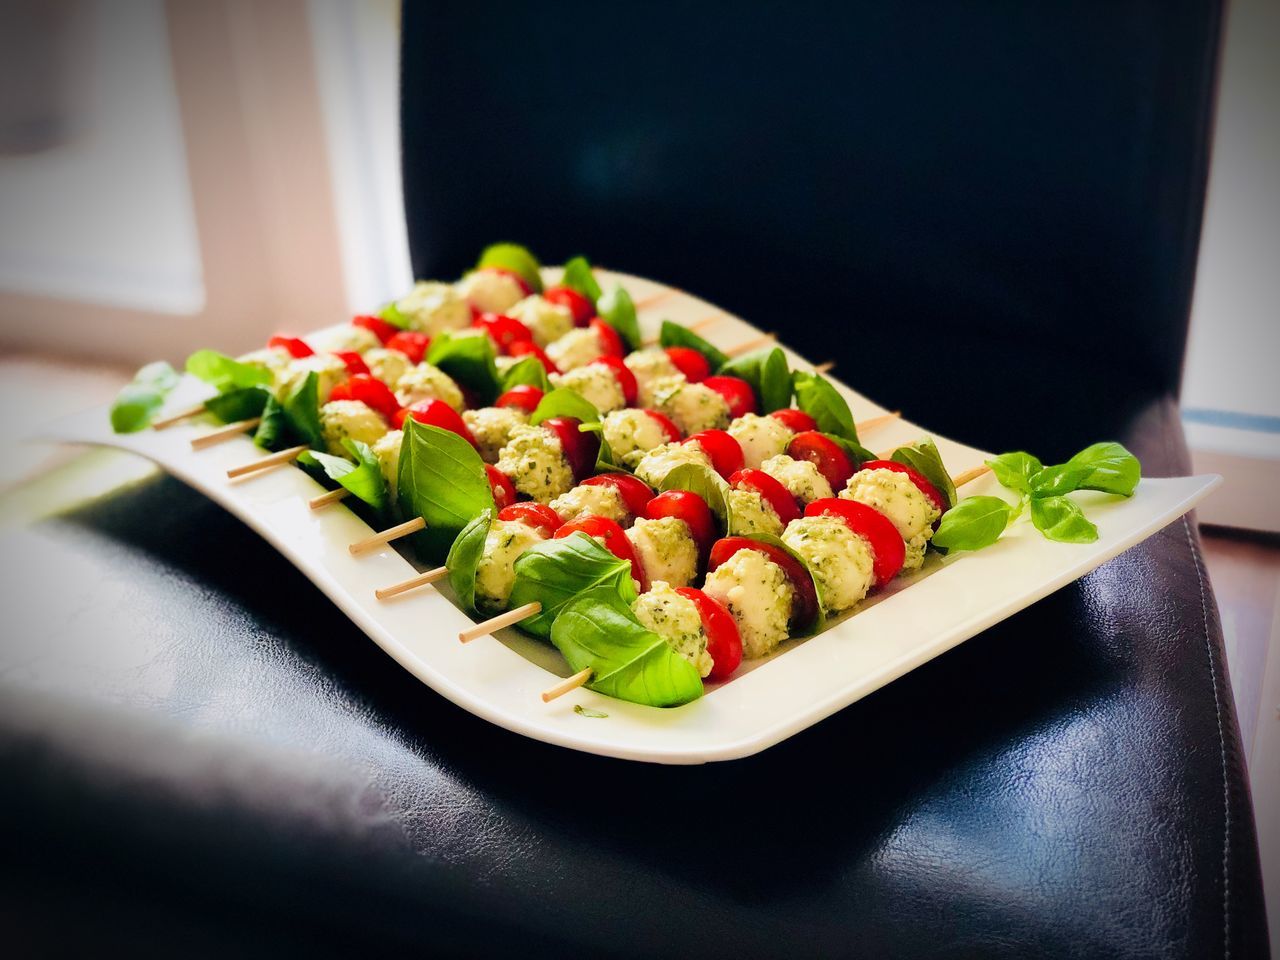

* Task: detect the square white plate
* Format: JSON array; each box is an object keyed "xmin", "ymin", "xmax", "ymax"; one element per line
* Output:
[{"xmin": 44, "ymin": 270, "xmax": 1220, "ymax": 763}]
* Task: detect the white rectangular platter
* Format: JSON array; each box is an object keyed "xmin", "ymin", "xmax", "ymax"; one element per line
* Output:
[{"xmin": 44, "ymin": 269, "xmax": 1220, "ymax": 763}]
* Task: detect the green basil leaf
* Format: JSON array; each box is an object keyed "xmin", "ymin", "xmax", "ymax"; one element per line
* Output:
[
  {"xmin": 559, "ymin": 255, "xmax": 602, "ymax": 304},
  {"xmin": 718, "ymin": 347, "xmax": 792, "ymax": 413},
  {"xmin": 110, "ymin": 361, "xmax": 182, "ymax": 433},
  {"xmin": 337, "ymin": 439, "xmax": 389, "ymax": 513},
  {"xmin": 932, "ymin": 496, "xmax": 1013, "ymax": 551},
  {"xmin": 791, "ymin": 371, "xmax": 857, "ymax": 441},
  {"xmin": 826, "ymin": 433, "xmax": 876, "ymax": 470},
  {"xmin": 254, "ymin": 393, "xmax": 288, "ymax": 450},
  {"xmin": 596, "ymin": 284, "xmax": 643, "ymax": 352},
  {"xmin": 986, "ymin": 451, "xmax": 1043, "ymax": 495},
  {"xmin": 185, "ymin": 349, "xmax": 272, "ymax": 392},
  {"xmin": 501, "ymin": 354, "xmax": 551, "ymax": 393},
  {"xmin": 426, "ymin": 330, "xmax": 501, "ymax": 404},
  {"xmin": 551, "ymin": 588, "xmax": 703, "ymax": 708},
  {"xmin": 476, "ymin": 242, "xmax": 543, "ymax": 293},
  {"xmin": 658, "ymin": 319, "xmax": 729, "ymax": 371},
  {"xmin": 1063, "ymin": 441, "xmax": 1141, "ymax": 497},
  {"xmin": 892, "ymin": 439, "xmax": 958, "ymax": 510},
  {"xmin": 529, "ymin": 387, "xmax": 601, "ymax": 426},
  {"xmin": 397, "ymin": 419, "xmax": 496, "ymax": 562},
  {"xmin": 507, "ymin": 532, "xmax": 640, "ymax": 639},
  {"xmin": 658, "ymin": 462, "xmax": 732, "ymax": 534},
  {"xmin": 578, "ymin": 421, "xmax": 618, "ymax": 472},
  {"xmin": 282, "ymin": 372, "xmax": 324, "ymax": 450},
  {"xmin": 446, "ymin": 509, "xmax": 494, "ymax": 616},
  {"xmin": 573, "ymin": 704, "xmax": 608, "ymax": 718},
  {"xmin": 378, "ymin": 300, "xmax": 412, "ymax": 330},
  {"xmin": 204, "ymin": 386, "xmax": 270, "ymax": 423},
  {"xmin": 1030, "ymin": 495, "xmax": 1099, "ymax": 543}
]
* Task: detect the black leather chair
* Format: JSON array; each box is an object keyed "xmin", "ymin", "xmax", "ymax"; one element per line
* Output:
[{"xmin": 1, "ymin": 1, "xmax": 1268, "ymax": 956}]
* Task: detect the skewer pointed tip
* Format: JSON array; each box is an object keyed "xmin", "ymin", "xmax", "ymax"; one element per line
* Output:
[{"xmin": 542, "ymin": 667, "xmax": 594, "ymax": 703}]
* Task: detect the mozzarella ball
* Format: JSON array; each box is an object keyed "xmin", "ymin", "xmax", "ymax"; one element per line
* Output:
[
  {"xmin": 624, "ymin": 349, "xmax": 681, "ymax": 407},
  {"xmin": 633, "ymin": 440, "xmax": 713, "ymax": 489},
  {"xmin": 372, "ymin": 429, "xmax": 403, "ymax": 500},
  {"xmin": 456, "ymin": 268, "xmax": 525, "ymax": 314},
  {"xmin": 363, "ymin": 347, "xmax": 413, "ymax": 389},
  {"xmin": 463, "ymin": 406, "xmax": 529, "ymax": 463},
  {"xmin": 841, "ymin": 467, "xmax": 941, "ymax": 571},
  {"xmin": 494, "ymin": 354, "xmax": 521, "ymax": 377},
  {"xmin": 318, "ymin": 400, "xmax": 388, "ymax": 457},
  {"xmin": 394, "ymin": 363, "xmax": 464, "ymax": 412},
  {"xmin": 650, "ymin": 375, "xmax": 731, "ymax": 435},
  {"xmin": 551, "ymin": 364, "xmax": 625, "ymax": 413},
  {"xmin": 729, "ymin": 413, "xmax": 794, "ymax": 470},
  {"xmin": 496, "ymin": 424, "xmax": 575, "ymax": 503},
  {"xmin": 726, "ymin": 487, "xmax": 784, "ymax": 537},
  {"xmin": 625, "ymin": 517, "xmax": 699, "ymax": 589},
  {"xmin": 781, "ymin": 515, "xmax": 874, "ymax": 614},
  {"xmin": 475, "ymin": 519, "xmax": 547, "ymax": 611},
  {"xmin": 237, "ymin": 347, "xmax": 291, "ymax": 379},
  {"xmin": 510, "ymin": 295, "xmax": 574, "ymax": 347},
  {"xmin": 277, "ymin": 353, "xmax": 349, "ymax": 403},
  {"xmin": 702, "ymin": 548, "xmax": 795, "ymax": 659},
  {"xmin": 307, "ymin": 325, "xmax": 380, "ymax": 355},
  {"xmin": 632, "ymin": 581, "xmax": 712, "ymax": 677},
  {"xmin": 761, "ymin": 454, "xmax": 833, "ymax": 506},
  {"xmin": 603, "ymin": 409, "xmax": 672, "ymax": 467},
  {"xmin": 550, "ymin": 483, "xmax": 630, "ymax": 526},
  {"xmin": 394, "ymin": 281, "xmax": 471, "ymax": 335},
  {"xmin": 545, "ymin": 326, "xmax": 604, "ymax": 371}
]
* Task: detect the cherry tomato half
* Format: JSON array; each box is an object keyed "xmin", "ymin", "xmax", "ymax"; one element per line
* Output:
[
  {"xmin": 643, "ymin": 489, "xmax": 716, "ymax": 561},
  {"xmin": 352, "ymin": 314, "xmax": 399, "ymax": 344},
  {"xmin": 555, "ymin": 515, "xmax": 646, "ymax": 591},
  {"xmin": 483, "ymin": 266, "xmax": 532, "ymax": 297},
  {"xmin": 472, "ymin": 312, "xmax": 533, "ymax": 353},
  {"xmin": 332, "ymin": 351, "xmax": 370, "ymax": 376},
  {"xmin": 267, "ymin": 335, "xmax": 313, "ymax": 358},
  {"xmin": 485, "ymin": 465, "xmax": 517, "ymax": 510},
  {"xmin": 393, "ymin": 398, "xmax": 476, "ymax": 446},
  {"xmin": 495, "ymin": 384, "xmax": 545, "ymax": 414},
  {"xmin": 328, "ymin": 373, "xmax": 400, "ymax": 420},
  {"xmin": 543, "ymin": 285, "xmax": 594, "ymax": 326},
  {"xmin": 674, "ymin": 587, "xmax": 743, "ymax": 682},
  {"xmin": 707, "ymin": 537, "xmax": 819, "ymax": 632},
  {"xmin": 702, "ymin": 375, "xmax": 757, "ymax": 419},
  {"xmin": 663, "ymin": 347, "xmax": 710, "ymax": 383},
  {"xmin": 589, "ymin": 317, "xmax": 625, "ymax": 357},
  {"xmin": 581, "ymin": 473, "xmax": 654, "ymax": 516},
  {"xmin": 541, "ymin": 417, "xmax": 601, "ymax": 481},
  {"xmin": 384, "ymin": 330, "xmax": 431, "ymax": 364},
  {"xmin": 507, "ymin": 339, "xmax": 559, "ymax": 374},
  {"xmin": 685, "ymin": 429, "xmax": 744, "ymax": 479},
  {"xmin": 787, "ymin": 430, "xmax": 855, "ymax": 491},
  {"xmin": 590, "ymin": 355, "xmax": 638, "ymax": 406},
  {"xmin": 804, "ymin": 498, "xmax": 905, "ymax": 587},
  {"xmin": 728, "ymin": 468, "xmax": 801, "ymax": 525},
  {"xmin": 770, "ymin": 408, "xmax": 818, "ymax": 433},
  {"xmin": 856, "ymin": 460, "xmax": 948, "ymax": 514},
  {"xmin": 498, "ymin": 502, "xmax": 563, "ymax": 537}
]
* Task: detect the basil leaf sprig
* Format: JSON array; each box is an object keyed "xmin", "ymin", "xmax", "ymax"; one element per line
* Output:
[
  {"xmin": 596, "ymin": 285, "xmax": 643, "ymax": 353},
  {"xmin": 446, "ymin": 509, "xmax": 495, "ymax": 615},
  {"xmin": 186, "ymin": 349, "xmax": 272, "ymax": 393},
  {"xmin": 659, "ymin": 319, "xmax": 729, "ymax": 371},
  {"xmin": 110, "ymin": 361, "xmax": 180, "ymax": 433},
  {"xmin": 501, "ymin": 354, "xmax": 551, "ymax": 393},
  {"xmin": 254, "ymin": 371, "xmax": 323, "ymax": 452},
  {"xmin": 507, "ymin": 533, "xmax": 640, "ymax": 640},
  {"xmin": 559, "ymin": 256, "xmax": 603, "ymax": 304},
  {"xmin": 529, "ymin": 387, "xmax": 601, "ymax": 426},
  {"xmin": 891, "ymin": 439, "xmax": 957, "ymax": 511},
  {"xmin": 792, "ymin": 371, "xmax": 859, "ymax": 442},
  {"xmin": 397, "ymin": 419, "xmax": 496, "ymax": 562},
  {"xmin": 476, "ymin": 242, "xmax": 543, "ymax": 293},
  {"xmin": 204, "ymin": 387, "xmax": 270, "ymax": 424},
  {"xmin": 426, "ymin": 330, "xmax": 501, "ymax": 405},
  {"xmin": 299, "ymin": 439, "xmax": 390, "ymax": 520},
  {"xmin": 717, "ymin": 346, "xmax": 793, "ymax": 413},
  {"xmin": 658, "ymin": 462, "xmax": 733, "ymax": 534}
]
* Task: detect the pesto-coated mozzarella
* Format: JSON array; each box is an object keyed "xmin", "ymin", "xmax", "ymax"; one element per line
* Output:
[
  {"xmin": 726, "ymin": 487, "xmax": 784, "ymax": 537},
  {"xmin": 632, "ymin": 581, "xmax": 712, "ymax": 677},
  {"xmin": 474, "ymin": 519, "xmax": 546, "ymax": 610},
  {"xmin": 509, "ymin": 295, "xmax": 574, "ymax": 347},
  {"xmin": 277, "ymin": 353, "xmax": 349, "ymax": 403},
  {"xmin": 624, "ymin": 349, "xmax": 681, "ymax": 407},
  {"xmin": 702, "ymin": 548, "xmax": 795, "ymax": 659},
  {"xmin": 456, "ymin": 269, "xmax": 525, "ymax": 314},
  {"xmin": 318, "ymin": 400, "xmax": 388, "ymax": 457},
  {"xmin": 650, "ymin": 375, "xmax": 731, "ymax": 435},
  {"xmin": 550, "ymin": 483, "xmax": 630, "ymax": 526},
  {"xmin": 237, "ymin": 347, "xmax": 291, "ymax": 379},
  {"xmin": 306, "ymin": 325, "xmax": 381, "ymax": 355},
  {"xmin": 495, "ymin": 424, "xmax": 575, "ymax": 503},
  {"xmin": 632, "ymin": 440, "xmax": 713, "ymax": 488},
  {"xmin": 393, "ymin": 281, "xmax": 471, "ymax": 335},
  {"xmin": 372, "ymin": 429, "xmax": 403, "ymax": 500},
  {"xmin": 625, "ymin": 517, "xmax": 699, "ymax": 588},
  {"xmin": 728, "ymin": 413, "xmax": 794, "ymax": 469},
  {"xmin": 781, "ymin": 515, "xmax": 874, "ymax": 613},
  {"xmin": 394, "ymin": 362, "xmax": 465, "ymax": 412},
  {"xmin": 550, "ymin": 364, "xmax": 624, "ymax": 414},
  {"xmin": 603, "ymin": 409, "xmax": 672, "ymax": 467},
  {"xmin": 841, "ymin": 467, "xmax": 941, "ymax": 571},
  {"xmin": 363, "ymin": 347, "xmax": 413, "ymax": 389},
  {"xmin": 545, "ymin": 326, "xmax": 604, "ymax": 371},
  {"xmin": 761, "ymin": 454, "xmax": 833, "ymax": 505},
  {"xmin": 463, "ymin": 406, "xmax": 529, "ymax": 463}
]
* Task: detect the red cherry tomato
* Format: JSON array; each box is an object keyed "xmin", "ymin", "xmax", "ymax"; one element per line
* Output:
[
  {"xmin": 663, "ymin": 346, "xmax": 711, "ymax": 383},
  {"xmin": 804, "ymin": 498, "xmax": 905, "ymax": 587},
  {"xmin": 856, "ymin": 460, "xmax": 948, "ymax": 514},
  {"xmin": 472, "ymin": 312, "xmax": 533, "ymax": 353},
  {"xmin": 485, "ymin": 465, "xmax": 517, "ymax": 510},
  {"xmin": 385, "ymin": 330, "xmax": 431, "ymax": 364},
  {"xmin": 483, "ymin": 266, "xmax": 533, "ymax": 297},
  {"xmin": 589, "ymin": 317, "xmax": 625, "ymax": 357},
  {"xmin": 707, "ymin": 537, "xmax": 819, "ymax": 632},
  {"xmin": 685, "ymin": 429, "xmax": 744, "ymax": 479},
  {"xmin": 543, "ymin": 285, "xmax": 594, "ymax": 326},
  {"xmin": 507, "ymin": 339, "xmax": 559, "ymax": 374},
  {"xmin": 332, "ymin": 351, "xmax": 370, "ymax": 376},
  {"xmin": 727, "ymin": 468, "xmax": 801, "ymax": 525},
  {"xmin": 352, "ymin": 314, "xmax": 399, "ymax": 344},
  {"xmin": 393, "ymin": 398, "xmax": 476, "ymax": 446},
  {"xmin": 590, "ymin": 355, "xmax": 638, "ymax": 406},
  {"xmin": 497, "ymin": 502, "xmax": 563, "ymax": 537},
  {"xmin": 642, "ymin": 409, "xmax": 683, "ymax": 443},
  {"xmin": 701, "ymin": 375, "xmax": 757, "ymax": 418},
  {"xmin": 674, "ymin": 587, "xmax": 743, "ymax": 682},
  {"xmin": 327, "ymin": 373, "xmax": 399, "ymax": 420},
  {"xmin": 541, "ymin": 417, "xmax": 601, "ymax": 481},
  {"xmin": 555, "ymin": 515, "xmax": 646, "ymax": 591},
  {"xmin": 787, "ymin": 430, "xmax": 855, "ymax": 491},
  {"xmin": 495, "ymin": 384, "xmax": 544, "ymax": 414},
  {"xmin": 770, "ymin": 408, "xmax": 818, "ymax": 433},
  {"xmin": 267, "ymin": 335, "xmax": 313, "ymax": 358},
  {"xmin": 581, "ymin": 473, "xmax": 654, "ymax": 516},
  {"xmin": 643, "ymin": 489, "xmax": 716, "ymax": 561}
]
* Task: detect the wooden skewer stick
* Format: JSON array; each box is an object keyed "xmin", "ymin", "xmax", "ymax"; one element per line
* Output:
[
  {"xmin": 152, "ymin": 403, "xmax": 208, "ymax": 430},
  {"xmin": 542, "ymin": 668, "xmax": 594, "ymax": 703},
  {"xmin": 631, "ymin": 289, "xmax": 675, "ymax": 310},
  {"xmin": 226, "ymin": 445, "xmax": 308, "ymax": 479},
  {"xmin": 856, "ymin": 410, "xmax": 901, "ymax": 434},
  {"xmin": 641, "ymin": 314, "xmax": 722, "ymax": 347},
  {"xmin": 349, "ymin": 516, "xmax": 426, "ymax": 556},
  {"xmin": 953, "ymin": 464, "xmax": 993, "ymax": 487},
  {"xmin": 723, "ymin": 332, "xmax": 777, "ymax": 358},
  {"xmin": 459, "ymin": 601, "xmax": 541, "ymax": 643},
  {"xmin": 190, "ymin": 417, "xmax": 262, "ymax": 451},
  {"xmin": 309, "ymin": 487, "xmax": 350, "ymax": 510},
  {"xmin": 375, "ymin": 566, "xmax": 448, "ymax": 600},
  {"xmin": 814, "ymin": 360, "xmax": 836, "ymax": 374}
]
